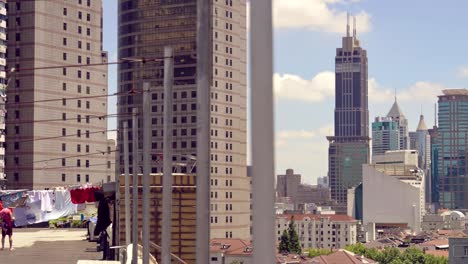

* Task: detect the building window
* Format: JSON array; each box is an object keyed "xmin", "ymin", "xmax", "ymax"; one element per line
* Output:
[
  {"xmin": 62, "ymin": 143, "xmax": 66, "ymax": 151},
  {"xmin": 63, "ymin": 53, "xmax": 67, "ymax": 60},
  {"xmin": 78, "ymin": 41, "xmax": 82, "ymax": 49},
  {"xmin": 63, "ymin": 23, "xmax": 67, "ymax": 31},
  {"xmin": 62, "ymin": 159, "xmax": 66, "ymax": 166},
  {"xmin": 15, "ymin": 33, "xmax": 20, "ymax": 41},
  {"xmin": 14, "ymin": 173, "xmax": 19, "ymax": 182},
  {"xmin": 464, "ymin": 246, "xmax": 468, "ymax": 256},
  {"xmin": 63, "ymin": 8, "xmax": 67, "ymax": 16},
  {"xmin": 85, "ymin": 175, "xmax": 89, "ymax": 182},
  {"xmin": 77, "ymin": 174, "xmax": 81, "ymax": 182},
  {"xmin": 86, "ymin": 28, "xmax": 90, "ymax": 36},
  {"xmin": 78, "ymin": 11, "xmax": 82, "ymax": 20},
  {"xmin": 63, "ymin": 38, "xmax": 67, "ymax": 46},
  {"xmin": 87, "ymin": 13, "xmax": 91, "ymax": 21},
  {"xmin": 15, "ymin": 48, "xmax": 20, "ymax": 57},
  {"xmin": 78, "ymin": 26, "xmax": 82, "ymax": 34},
  {"xmin": 62, "ymin": 174, "xmax": 66, "ymax": 182}
]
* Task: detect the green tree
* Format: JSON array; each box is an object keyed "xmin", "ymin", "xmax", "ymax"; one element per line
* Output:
[
  {"xmin": 308, "ymin": 248, "xmax": 333, "ymax": 258},
  {"xmin": 287, "ymin": 217, "xmax": 302, "ymax": 254},
  {"xmin": 278, "ymin": 229, "xmax": 290, "ymax": 253}
]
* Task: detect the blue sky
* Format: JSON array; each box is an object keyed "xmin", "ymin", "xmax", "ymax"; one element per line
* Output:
[{"xmin": 104, "ymin": 0, "xmax": 468, "ymax": 184}]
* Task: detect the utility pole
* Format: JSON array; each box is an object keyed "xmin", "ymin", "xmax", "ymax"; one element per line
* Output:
[
  {"xmin": 196, "ymin": 0, "xmax": 211, "ymax": 263},
  {"xmin": 142, "ymin": 82, "xmax": 151, "ymax": 264},
  {"xmin": 161, "ymin": 46, "xmax": 174, "ymax": 264},
  {"xmin": 132, "ymin": 107, "xmax": 139, "ymax": 264},
  {"xmin": 251, "ymin": 0, "xmax": 275, "ymax": 263},
  {"xmin": 123, "ymin": 121, "xmax": 131, "ymax": 246}
]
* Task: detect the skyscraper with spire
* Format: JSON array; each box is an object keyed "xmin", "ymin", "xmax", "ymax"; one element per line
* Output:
[
  {"xmin": 327, "ymin": 16, "xmax": 370, "ymax": 214},
  {"xmin": 387, "ymin": 97, "xmax": 410, "ymax": 150},
  {"xmin": 416, "ymin": 114, "xmax": 431, "ymax": 204}
]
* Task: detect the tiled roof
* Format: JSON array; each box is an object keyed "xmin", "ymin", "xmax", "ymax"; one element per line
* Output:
[
  {"xmin": 420, "ymin": 239, "xmax": 449, "ymax": 247},
  {"xmin": 312, "ymin": 249, "xmax": 377, "ymax": 264},
  {"xmin": 277, "ymin": 214, "xmax": 357, "ymax": 222},
  {"xmin": 424, "ymin": 250, "xmax": 449, "ymax": 258},
  {"xmin": 210, "ymin": 238, "xmax": 253, "ymax": 256}
]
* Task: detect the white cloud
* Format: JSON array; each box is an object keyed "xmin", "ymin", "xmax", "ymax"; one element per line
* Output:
[
  {"xmin": 278, "ymin": 130, "xmax": 316, "ymax": 140},
  {"xmin": 398, "ymin": 82, "xmax": 460, "ymax": 102},
  {"xmin": 274, "ymin": 71, "xmax": 456, "ymax": 104},
  {"xmin": 457, "ymin": 66, "xmax": 468, "ymax": 78},
  {"xmin": 274, "ymin": 72, "xmax": 335, "ymax": 102},
  {"xmin": 368, "ymin": 78, "xmax": 394, "ymax": 103},
  {"xmin": 273, "ymin": 0, "xmax": 372, "ymax": 33}
]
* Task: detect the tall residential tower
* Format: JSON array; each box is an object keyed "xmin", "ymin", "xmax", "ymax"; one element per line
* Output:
[
  {"xmin": 5, "ymin": 0, "xmax": 112, "ymax": 189},
  {"xmin": 117, "ymin": 1, "xmax": 250, "ymax": 239},
  {"xmin": 327, "ymin": 18, "xmax": 370, "ymax": 214}
]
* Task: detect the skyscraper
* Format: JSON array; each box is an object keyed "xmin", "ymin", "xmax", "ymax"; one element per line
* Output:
[
  {"xmin": 5, "ymin": 0, "xmax": 112, "ymax": 188},
  {"xmin": 387, "ymin": 98, "xmax": 410, "ymax": 150},
  {"xmin": 117, "ymin": 1, "xmax": 250, "ymax": 239},
  {"xmin": 432, "ymin": 89, "xmax": 468, "ymax": 209},
  {"xmin": 415, "ymin": 114, "xmax": 431, "ymax": 203},
  {"xmin": 327, "ymin": 17, "xmax": 370, "ymax": 214},
  {"xmin": 371, "ymin": 116, "xmax": 399, "ymax": 157}
]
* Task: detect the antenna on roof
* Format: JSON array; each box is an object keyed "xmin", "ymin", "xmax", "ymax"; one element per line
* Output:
[
  {"xmin": 347, "ymin": 12, "xmax": 350, "ymax": 37},
  {"xmin": 394, "ymin": 87, "xmax": 397, "ymax": 102},
  {"xmin": 353, "ymin": 16, "xmax": 357, "ymax": 38}
]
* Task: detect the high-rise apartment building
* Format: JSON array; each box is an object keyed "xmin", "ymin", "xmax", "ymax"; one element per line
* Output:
[
  {"xmin": 5, "ymin": 0, "xmax": 111, "ymax": 188},
  {"xmin": 327, "ymin": 18, "xmax": 370, "ymax": 214},
  {"xmin": 117, "ymin": 1, "xmax": 250, "ymax": 239},
  {"xmin": 0, "ymin": 0, "xmax": 6, "ymax": 189},
  {"xmin": 387, "ymin": 98, "xmax": 410, "ymax": 150},
  {"xmin": 371, "ymin": 116, "xmax": 399, "ymax": 157},
  {"xmin": 432, "ymin": 89, "xmax": 468, "ymax": 209}
]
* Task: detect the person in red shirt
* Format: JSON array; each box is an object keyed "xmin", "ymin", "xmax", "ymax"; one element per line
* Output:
[{"xmin": 0, "ymin": 207, "xmax": 13, "ymax": 250}]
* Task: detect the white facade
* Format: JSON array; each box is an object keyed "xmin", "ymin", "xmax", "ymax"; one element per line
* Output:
[
  {"xmin": 363, "ymin": 150, "xmax": 425, "ymax": 233},
  {"xmin": 276, "ymin": 214, "xmax": 358, "ymax": 250}
]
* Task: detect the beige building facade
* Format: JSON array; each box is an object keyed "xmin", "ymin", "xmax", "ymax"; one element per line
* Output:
[
  {"xmin": 363, "ymin": 150, "xmax": 425, "ymax": 233},
  {"xmin": 276, "ymin": 214, "xmax": 358, "ymax": 250},
  {"xmin": 6, "ymin": 0, "xmax": 111, "ymax": 188},
  {"xmin": 117, "ymin": 1, "xmax": 250, "ymax": 240}
]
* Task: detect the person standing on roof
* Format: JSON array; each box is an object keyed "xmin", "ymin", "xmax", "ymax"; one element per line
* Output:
[{"xmin": 0, "ymin": 206, "xmax": 14, "ymax": 251}]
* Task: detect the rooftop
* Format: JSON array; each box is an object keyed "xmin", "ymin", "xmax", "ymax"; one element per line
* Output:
[
  {"xmin": 312, "ymin": 249, "xmax": 378, "ymax": 264},
  {"xmin": 277, "ymin": 214, "xmax": 357, "ymax": 222},
  {"xmin": 442, "ymin": 89, "xmax": 468, "ymax": 96},
  {"xmin": 387, "ymin": 100, "xmax": 405, "ymax": 119},
  {"xmin": 210, "ymin": 238, "xmax": 253, "ymax": 256}
]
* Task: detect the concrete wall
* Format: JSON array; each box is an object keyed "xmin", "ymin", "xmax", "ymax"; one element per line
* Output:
[{"xmin": 363, "ymin": 165, "xmax": 423, "ymax": 233}]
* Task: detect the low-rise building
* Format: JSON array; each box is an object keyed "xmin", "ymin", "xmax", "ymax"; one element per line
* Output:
[
  {"xmin": 276, "ymin": 214, "xmax": 358, "ymax": 250},
  {"xmin": 449, "ymin": 237, "xmax": 468, "ymax": 264},
  {"xmin": 363, "ymin": 150, "xmax": 425, "ymax": 233},
  {"xmin": 210, "ymin": 238, "xmax": 252, "ymax": 264},
  {"xmin": 422, "ymin": 211, "xmax": 466, "ymax": 231}
]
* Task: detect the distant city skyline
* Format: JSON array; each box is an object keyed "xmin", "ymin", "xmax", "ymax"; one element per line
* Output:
[{"xmin": 103, "ymin": 1, "xmax": 468, "ymax": 184}]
